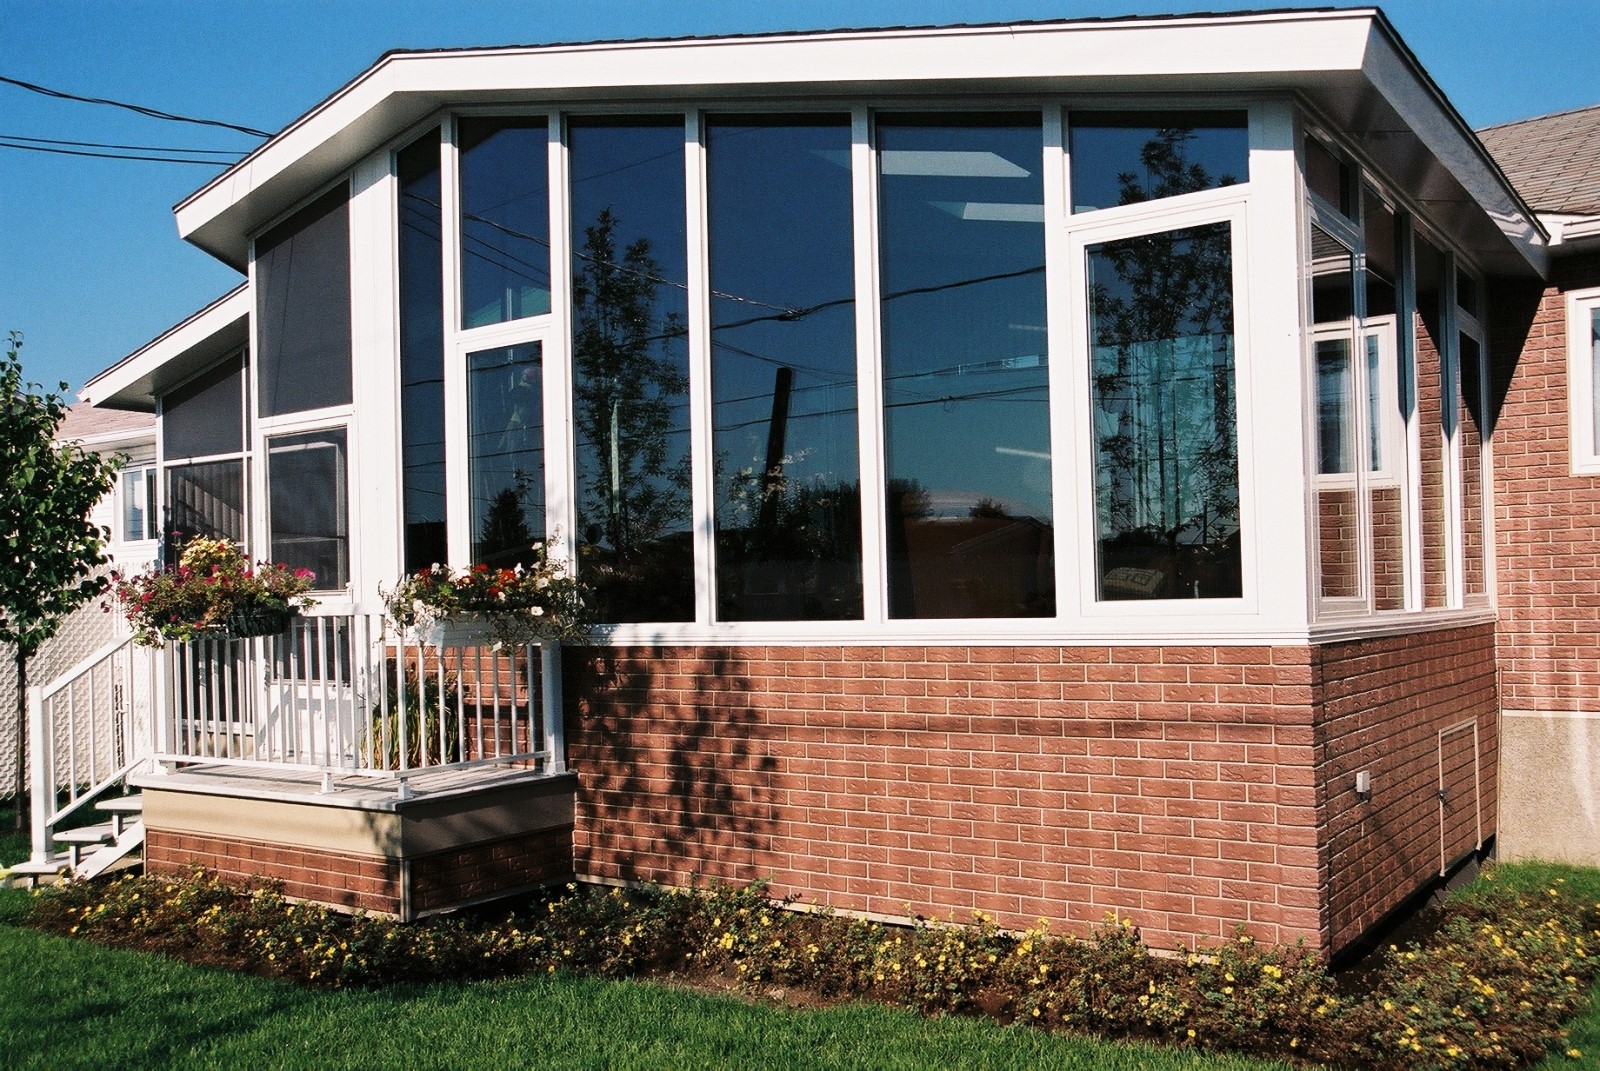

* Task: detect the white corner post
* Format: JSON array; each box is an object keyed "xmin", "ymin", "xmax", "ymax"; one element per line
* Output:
[
  {"xmin": 541, "ymin": 640, "xmax": 565, "ymax": 774},
  {"xmin": 26, "ymin": 684, "xmax": 52, "ymax": 866}
]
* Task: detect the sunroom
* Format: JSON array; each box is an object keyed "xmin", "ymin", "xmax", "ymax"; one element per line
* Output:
[{"xmin": 58, "ymin": 8, "xmax": 1541, "ymax": 947}]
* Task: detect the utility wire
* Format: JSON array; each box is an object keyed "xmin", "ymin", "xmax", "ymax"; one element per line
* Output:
[
  {"xmin": 0, "ymin": 132, "xmax": 247, "ymax": 157},
  {"xmin": 0, "ymin": 74, "xmax": 272, "ymax": 138},
  {"xmin": 0, "ymin": 140, "xmax": 237, "ymax": 166}
]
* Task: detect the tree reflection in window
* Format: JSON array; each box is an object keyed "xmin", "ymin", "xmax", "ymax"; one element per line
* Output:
[
  {"xmin": 467, "ymin": 342, "xmax": 544, "ymax": 569},
  {"xmin": 1089, "ymin": 221, "xmax": 1240, "ymax": 601},
  {"xmin": 569, "ymin": 118, "xmax": 694, "ymax": 622}
]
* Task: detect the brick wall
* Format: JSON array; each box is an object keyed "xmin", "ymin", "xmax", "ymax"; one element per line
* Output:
[
  {"xmin": 569, "ymin": 643, "xmax": 1325, "ymax": 952},
  {"xmin": 1312, "ymin": 624, "xmax": 1498, "ymax": 951},
  {"xmin": 1492, "ymin": 254, "xmax": 1600, "ymax": 712},
  {"xmin": 146, "ymin": 829, "xmax": 402, "ymax": 913},
  {"xmin": 146, "ymin": 824, "xmax": 575, "ymax": 918}
]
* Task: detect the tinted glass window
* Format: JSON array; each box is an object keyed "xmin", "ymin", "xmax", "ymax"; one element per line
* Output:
[
  {"xmin": 162, "ymin": 355, "xmax": 244, "ymax": 459},
  {"xmin": 467, "ymin": 342, "xmax": 544, "ymax": 569},
  {"xmin": 569, "ymin": 117, "xmax": 694, "ymax": 622},
  {"xmin": 398, "ymin": 131, "xmax": 447, "ymax": 571},
  {"xmin": 878, "ymin": 114, "xmax": 1053, "ymax": 619},
  {"xmin": 458, "ymin": 117, "xmax": 551, "ymax": 329},
  {"xmin": 267, "ymin": 428, "xmax": 349, "ymax": 590},
  {"xmin": 1363, "ymin": 187, "xmax": 1399, "ymax": 319},
  {"xmin": 256, "ymin": 186, "xmax": 352, "ymax": 416},
  {"xmin": 1069, "ymin": 111, "xmax": 1247, "ymax": 213},
  {"xmin": 708, "ymin": 115, "xmax": 861, "ymax": 621},
  {"xmin": 1088, "ymin": 222, "xmax": 1240, "ymax": 601},
  {"xmin": 1304, "ymin": 136, "xmax": 1352, "ymax": 216}
]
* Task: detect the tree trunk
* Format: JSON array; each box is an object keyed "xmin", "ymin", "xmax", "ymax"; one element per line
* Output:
[{"xmin": 13, "ymin": 646, "xmax": 25, "ymax": 833}]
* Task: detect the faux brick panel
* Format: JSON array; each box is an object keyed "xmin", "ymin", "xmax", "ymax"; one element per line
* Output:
[
  {"xmin": 568, "ymin": 644, "xmax": 1328, "ymax": 952},
  {"xmin": 1491, "ymin": 266, "xmax": 1600, "ymax": 711},
  {"xmin": 145, "ymin": 829, "xmax": 403, "ymax": 915},
  {"xmin": 411, "ymin": 826, "xmax": 574, "ymax": 912},
  {"xmin": 1313, "ymin": 624, "xmax": 1498, "ymax": 951}
]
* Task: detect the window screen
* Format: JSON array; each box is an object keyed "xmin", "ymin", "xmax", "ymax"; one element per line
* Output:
[
  {"xmin": 267, "ymin": 428, "xmax": 349, "ymax": 591},
  {"xmin": 256, "ymin": 186, "xmax": 353, "ymax": 417},
  {"xmin": 162, "ymin": 355, "xmax": 244, "ymax": 460}
]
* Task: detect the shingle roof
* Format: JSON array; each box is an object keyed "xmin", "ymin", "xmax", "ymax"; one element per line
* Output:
[
  {"xmin": 1478, "ymin": 103, "xmax": 1600, "ymax": 215},
  {"xmin": 55, "ymin": 403, "xmax": 155, "ymax": 445}
]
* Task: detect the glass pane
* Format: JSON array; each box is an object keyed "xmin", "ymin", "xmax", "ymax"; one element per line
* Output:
[
  {"xmin": 458, "ymin": 117, "xmax": 551, "ymax": 329},
  {"xmin": 1366, "ymin": 334, "xmax": 1384, "ymax": 472},
  {"xmin": 1415, "ymin": 237, "xmax": 1449, "ymax": 607},
  {"xmin": 1456, "ymin": 272, "xmax": 1480, "ymax": 317},
  {"xmin": 398, "ymin": 131, "xmax": 447, "ymax": 571},
  {"xmin": 267, "ymin": 428, "xmax": 349, "ymax": 591},
  {"xmin": 256, "ymin": 186, "xmax": 352, "ymax": 416},
  {"xmin": 162, "ymin": 355, "xmax": 243, "ymax": 460},
  {"xmin": 569, "ymin": 117, "xmax": 694, "ymax": 622},
  {"xmin": 1310, "ymin": 226, "xmax": 1354, "ymax": 325},
  {"xmin": 1363, "ymin": 187, "xmax": 1398, "ymax": 319},
  {"xmin": 708, "ymin": 115, "xmax": 861, "ymax": 622},
  {"xmin": 1068, "ymin": 111, "xmax": 1247, "ymax": 213},
  {"xmin": 467, "ymin": 343, "xmax": 544, "ymax": 569},
  {"xmin": 121, "ymin": 467, "xmax": 157, "ymax": 542},
  {"xmin": 1304, "ymin": 136, "xmax": 1351, "ymax": 216},
  {"xmin": 1459, "ymin": 332, "xmax": 1485, "ymax": 596},
  {"xmin": 1088, "ymin": 221, "xmax": 1240, "ymax": 601},
  {"xmin": 879, "ymin": 114, "xmax": 1052, "ymax": 619},
  {"xmin": 1316, "ymin": 339, "xmax": 1354, "ymax": 474},
  {"xmin": 165, "ymin": 460, "xmax": 246, "ymax": 557}
]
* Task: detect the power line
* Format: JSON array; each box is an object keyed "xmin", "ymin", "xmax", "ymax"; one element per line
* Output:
[
  {"xmin": 0, "ymin": 74, "xmax": 272, "ymax": 138},
  {"xmin": 0, "ymin": 140, "xmax": 236, "ymax": 166},
  {"xmin": 0, "ymin": 132, "xmax": 246, "ymax": 157}
]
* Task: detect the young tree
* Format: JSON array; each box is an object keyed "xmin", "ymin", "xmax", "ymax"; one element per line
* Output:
[{"xmin": 1, "ymin": 332, "xmax": 120, "ymax": 830}]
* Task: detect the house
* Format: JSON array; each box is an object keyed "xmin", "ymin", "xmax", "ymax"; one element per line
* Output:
[
  {"xmin": 26, "ymin": 8, "xmax": 1581, "ymax": 956},
  {"xmin": 1, "ymin": 404, "xmax": 154, "ymax": 804}
]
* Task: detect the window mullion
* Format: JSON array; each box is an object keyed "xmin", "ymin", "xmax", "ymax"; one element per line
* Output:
[
  {"xmin": 851, "ymin": 105, "xmax": 888, "ymax": 626},
  {"xmin": 684, "ymin": 109, "xmax": 716, "ymax": 627}
]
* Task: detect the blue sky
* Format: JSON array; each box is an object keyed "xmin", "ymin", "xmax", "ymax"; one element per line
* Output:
[{"xmin": 2, "ymin": 0, "xmax": 1596, "ymax": 394}]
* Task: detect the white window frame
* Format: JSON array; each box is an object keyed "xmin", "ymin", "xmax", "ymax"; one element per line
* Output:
[
  {"xmin": 118, "ymin": 463, "xmax": 160, "ymax": 544},
  {"xmin": 1569, "ymin": 287, "xmax": 1600, "ymax": 476}
]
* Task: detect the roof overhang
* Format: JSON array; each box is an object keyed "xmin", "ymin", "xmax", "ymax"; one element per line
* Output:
[
  {"xmin": 174, "ymin": 8, "xmax": 1546, "ymax": 279},
  {"xmin": 81, "ymin": 284, "xmax": 249, "ymax": 411}
]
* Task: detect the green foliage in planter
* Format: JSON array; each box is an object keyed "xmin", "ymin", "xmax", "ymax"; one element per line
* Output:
[{"xmin": 367, "ymin": 662, "xmax": 462, "ymax": 769}]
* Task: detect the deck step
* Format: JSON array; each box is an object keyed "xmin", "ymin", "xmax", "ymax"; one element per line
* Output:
[
  {"xmin": 55, "ymin": 822, "xmax": 117, "ymax": 846},
  {"xmin": 96, "ymin": 796, "xmax": 143, "ymax": 814}
]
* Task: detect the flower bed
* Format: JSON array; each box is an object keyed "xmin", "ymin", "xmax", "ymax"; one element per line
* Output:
[{"xmin": 28, "ymin": 866, "xmax": 1600, "ymax": 1069}]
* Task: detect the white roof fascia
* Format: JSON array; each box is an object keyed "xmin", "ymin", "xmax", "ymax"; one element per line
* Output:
[
  {"xmin": 81, "ymin": 284, "xmax": 250, "ymax": 411},
  {"xmin": 175, "ymin": 9, "xmax": 1379, "ymax": 266}
]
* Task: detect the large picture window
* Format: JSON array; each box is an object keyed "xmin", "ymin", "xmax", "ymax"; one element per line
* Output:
[
  {"xmin": 708, "ymin": 114, "xmax": 862, "ymax": 621},
  {"xmin": 1068, "ymin": 111, "xmax": 1247, "ymax": 213},
  {"xmin": 878, "ymin": 113, "xmax": 1053, "ymax": 619},
  {"xmin": 1088, "ymin": 221, "xmax": 1241, "ymax": 601},
  {"xmin": 568, "ymin": 117, "xmax": 694, "ymax": 622}
]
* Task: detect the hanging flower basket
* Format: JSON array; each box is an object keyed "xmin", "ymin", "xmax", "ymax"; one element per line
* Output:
[
  {"xmin": 224, "ymin": 602, "xmax": 297, "ymax": 639},
  {"xmin": 111, "ymin": 537, "xmax": 317, "ymax": 647}
]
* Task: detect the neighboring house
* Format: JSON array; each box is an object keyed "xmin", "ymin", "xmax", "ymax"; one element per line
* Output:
[
  {"xmin": 1, "ymin": 405, "xmax": 154, "ymax": 799},
  {"xmin": 45, "ymin": 8, "xmax": 1582, "ymax": 955},
  {"xmin": 1476, "ymin": 105, "xmax": 1600, "ymax": 867}
]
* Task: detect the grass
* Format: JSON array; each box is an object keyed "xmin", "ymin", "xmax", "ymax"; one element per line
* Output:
[{"xmin": 0, "ymin": 882, "xmax": 1294, "ymax": 1071}]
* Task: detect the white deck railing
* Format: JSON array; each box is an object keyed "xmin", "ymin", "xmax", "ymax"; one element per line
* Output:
[
  {"xmin": 28, "ymin": 610, "xmax": 566, "ymax": 865},
  {"xmin": 153, "ymin": 612, "xmax": 565, "ymax": 790}
]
